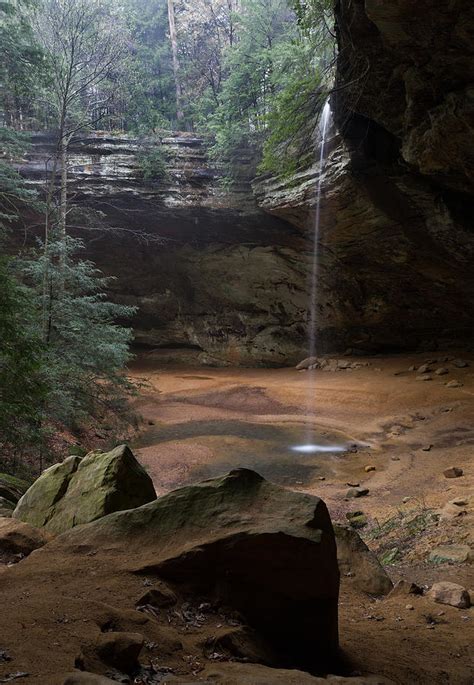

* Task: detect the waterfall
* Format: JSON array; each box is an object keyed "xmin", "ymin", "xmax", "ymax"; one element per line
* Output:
[
  {"xmin": 292, "ymin": 101, "xmax": 343, "ymax": 455},
  {"xmin": 308, "ymin": 100, "xmax": 331, "ymax": 362}
]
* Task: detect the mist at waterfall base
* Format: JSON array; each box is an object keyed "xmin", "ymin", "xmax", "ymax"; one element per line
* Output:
[{"xmin": 291, "ymin": 101, "xmax": 346, "ymax": 456}]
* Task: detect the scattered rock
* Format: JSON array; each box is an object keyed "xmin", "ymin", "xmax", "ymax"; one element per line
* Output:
[
  {"xmin": 13, "ymin": 445, "xmax": 156, "ymax": 534},
  {"xmin": 438, "ymin": 502, "xmax": 467, "ymax": 521},
  {"xmin": 408, "ymin": 365, "xmax": 416, "ymax": 371},
  {"xmin": 445, "ymin": 380, "xmax": 463, "ymax": 388},
  {"xmin": 416, "ymin": 374, "xmax": 432, "ymax": 381},
  {"xmin": 420, "ymin": 445, "xmax": 432, "ymax": 452},
  {"xmin": 345, "ymin": 511, "xmax": 368, "ymax": 529},
  {"xmin": 402, "ymin": 497, "xmax": 410, "ymax": 504},
  {"xmin": 390, "ymin": 456, "xmax": 400, "ymax": 461},
  {"xmin": 136, "ymin": 583, "xmax": 177, "ymax": 610},
  {"xmin": 364, "ymin": 465, "xmax": 376, "ymax": 473},
  {"xmin": 450, "ymin": 497, "xmax": 468, "ymax": 506},
  {"xmin": 389, "ymin": 580, "xmax": 423, "ymax": 597},
  {"xmin": 405, "ymin": 604, "xmax": 414, "ymax": 611},
  {"xmin": 417, "ymin": 364, "xmax": 432, "ymax": 374},
  {"xmin": 443, "ymin": 467, "xmax": 463, "ymax": 478},
  {"xmin": 334, "ymin": 524, "xmax": 393, "ymax": 596},
  {"xmin": 435, "ymin": 367, "xmax": 449, "ymax": 375},
  {"xmin": 346, "ymin": 487, "xmax": 369, "ymax": 498},
  {"xmin": 296, "ymin": 356, "xmax": 320, "ymax": 370},
  {"xmin": 429, "ymin": 544, "xmax": 473, "ymax": 564},
  {"xmin": 428, "ymin": 582, "xmax": 470, "ymax": 609},
  {"xmin": 452, "ymin": 359, "xmax": 469, "ymax": 368},
  {"xmin": 75, "ymin": 632, "xmax": 144, "ymax": 676},
  {"xmin": 0, "ymin": 518, "xmax": 51, "ymax": 560},
  {"xmin": 202, "ymin": 626, "xmax": 277, "ymax": 666}
]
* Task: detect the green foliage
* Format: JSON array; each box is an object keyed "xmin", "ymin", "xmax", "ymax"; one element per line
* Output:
[
  {"xmin": 137, "ymin": 145, "xmax": 169, "ymax": 182},
  {"xmin": 120, "ymin": 0, "xmax": 177, "ymax": 131},
  {"xmin": 0, "ymin": 0, "xmax": 48, "ymax": 129},
  {"xmin": 0, "ymin": 128, "xmax": 40, "ymax": 233},
  {"xmin": 19, "ymin": 237, "xmax": 137, "ymax": 428},
  {"xmin": 0, "ymin": 256, "xmax": 47, "ymax": 458}
]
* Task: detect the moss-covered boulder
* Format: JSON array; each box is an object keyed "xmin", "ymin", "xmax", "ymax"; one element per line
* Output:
[
  {"xmin": 13, "ymin": 446, "xmax": 156, "ymax": 534},
  {"xmin": 0, "ymin": 472, "xmax": 31, "ymax": 506}
]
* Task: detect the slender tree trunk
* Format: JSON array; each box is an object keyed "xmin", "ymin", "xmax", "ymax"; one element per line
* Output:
[
  {"xmin": 59, "ymin": 136, "xmax": 68, "ymax": 243},
  {"xmin": 167, "ymin": 0, "xmax": 184, "ymax": 124}
]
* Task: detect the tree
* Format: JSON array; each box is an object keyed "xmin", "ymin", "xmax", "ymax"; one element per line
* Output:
[
  {"xmin": 167, "ymin": 0, "xmax": 185, "ymax": 124},
  {"xmin": 32, "ymin": 0, "xmax": 127, "ymax": 247},
  {"xmin": 19, "ymin": 237, "xmax": 137, "ymax": 430},
  {"xmin": 0, "ymin": 256, "xmax": 46, "ymax": 469},
  {"xmin": 120, "ymin": 0, "xmax": 176, "ymax": 131},
  {"xmin": 0, "ymin": 0, "xmax": 46, "ymax": 130}
]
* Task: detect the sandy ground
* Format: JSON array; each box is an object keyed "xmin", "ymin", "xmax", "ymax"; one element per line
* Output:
[
  {"xmin": 0, "ymin": 352, "xmax": 472, "ymax": 684},
  {"xmin": 127, "ymin": 351, "xmax": 474, "ymax": 684}
]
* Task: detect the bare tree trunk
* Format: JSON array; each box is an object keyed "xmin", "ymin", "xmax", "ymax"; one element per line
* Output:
[
  {"xmin": 59, "ymin": 137, "xmax": 68, "ymax": 241},
  {"xmin": 167, "ymin": 0, "xmax": 184, "ymax": 123}
]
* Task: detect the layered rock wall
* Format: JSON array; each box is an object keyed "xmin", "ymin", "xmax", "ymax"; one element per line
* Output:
[
  {"xmin": 19, "ymin": 132, "xmax": 307, "ymax": 366},
  {"xmin": 254, "ymin": 0, "xmax": 474, "ymax": 351},
  {"xmin": 17, "ymin": 1, "xmax": 474, "ymax": 362}
]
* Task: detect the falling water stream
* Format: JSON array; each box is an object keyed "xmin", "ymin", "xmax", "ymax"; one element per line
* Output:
[{"xmin": 291, "ymin": 101, "xmax": 345, "ymax": 455}]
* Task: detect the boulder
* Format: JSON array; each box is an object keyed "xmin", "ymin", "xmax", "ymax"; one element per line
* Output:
[
  {"xmin": 429, "ymin": 545, "xmax": 473, "ymax": 564},
  {"xmin": 52, "ymin": 468, "xmax": 340, "ymax": 671},
  {"xmin": 0, "ymin": 518, "xmax": 51, "ymax": 560},
  {"xmin": 346, "ymin": 487, "xmax": 369, "ymax": 498},
  {"xmin": 428, "ymin": 582, "xmax": 471, "ymax": 609},
  {"xmin": 75, "ymin": 632, "xmax": 144, "ymax": 676},
  {"xmin": 0, "ymin": 473, "xmax": 30, "ymax": 506},
  {"xmin": 334, "ymin": 524, "xmax": 393, "ymax": 596},
  {"xmin": 13, "ymin": 446, "xmax": 156, "ymax": 534}
]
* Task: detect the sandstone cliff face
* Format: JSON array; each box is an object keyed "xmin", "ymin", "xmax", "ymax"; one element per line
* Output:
[
  {"xmin": 18, "ymin": 1, "xmax": 474, "ymax": 362},
  {"xmin": 20, "ymin": 133, "xmax": 307, "ymax": 366},
  {"xmin": 254, "ymin": 0, "xmax": 474, "ymax": 352}
]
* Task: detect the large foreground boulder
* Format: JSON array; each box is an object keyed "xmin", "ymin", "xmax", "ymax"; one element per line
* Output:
[
  {"xmin": 13, "ymin": 445, "xmax": 156, "ymax": 534},
  {"xmin": 54, "ymin": 468, "xmax": 340, "ymax": 671}
]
